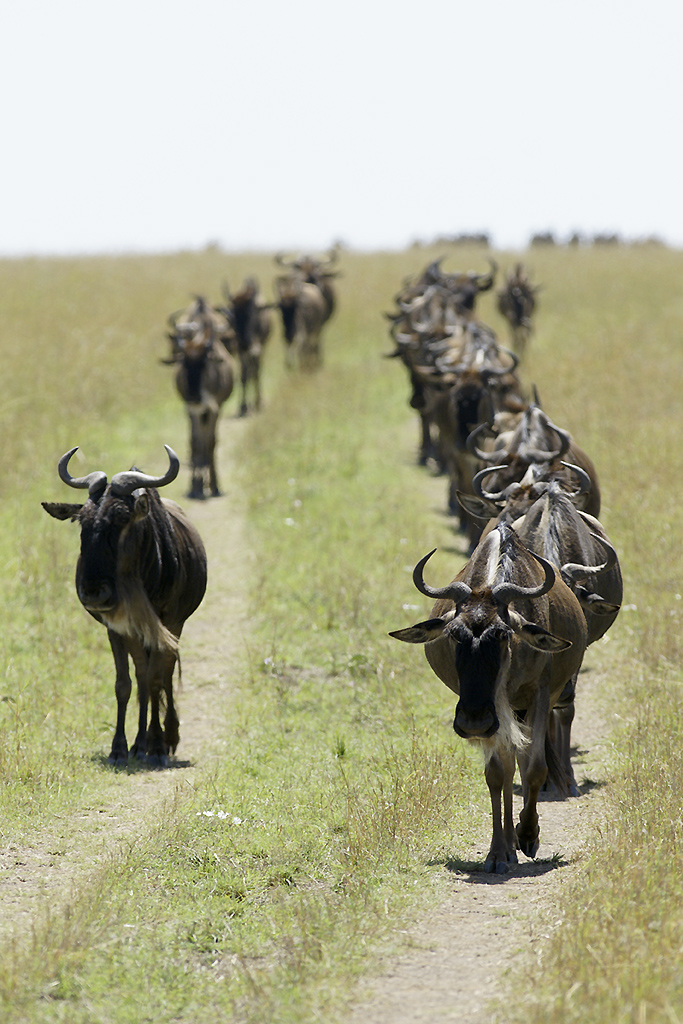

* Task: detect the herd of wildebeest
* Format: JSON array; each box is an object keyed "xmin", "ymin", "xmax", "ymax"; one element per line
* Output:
[{"xmin": 42, "ymin": 250, "xmax": 622, "ymax": 874}]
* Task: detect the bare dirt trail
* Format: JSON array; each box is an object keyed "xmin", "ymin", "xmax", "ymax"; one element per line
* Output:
[
  {"xmin": 0, "ymin": 415, "xmax": 252, "ymax": 946},
  {"xmin": 343, "ymin": 646, "xmax": 616, "ymax": 1024}
]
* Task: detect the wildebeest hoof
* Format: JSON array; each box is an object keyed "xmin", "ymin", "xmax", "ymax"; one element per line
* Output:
[
  {"xmin": 485, "ymin": 849, "xmax": 517, "ymax": 873},
  {"xmin": 146, "ymin": 753, "xmax": 169, "ymax": 769},
  {"xmin": 108, "ymin": 753, "xmax": 129, "ymax": 769},
  {"xmin": 516, "ymin": 824, "xmax": 540, "ymax": 859}
]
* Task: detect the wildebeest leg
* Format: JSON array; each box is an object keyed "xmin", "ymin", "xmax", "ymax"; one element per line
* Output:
[
  {"xmin": 188, "ymin": 410, "xmax": 205, "ymax": 499},
  {"xmin": 206, "ymin": 409, "xmax": 221, "ymax": 497},
  {"xmin": 551, "ymin": 674, "xmax": 579, "ymax": 796},
  {"xmin": 516, "ymin": 688, "xmax": 551, "ymax": 859},
  {"xmin": 145, "ymin": 649, "xmax": 176, "ymax": 768},
  {"xmin": 128, "ymin": 642, "xmax": 149, "ymax": 760},
  {"xmin": 107, "ymin": 630, "xmax": 132, "ymax": 766},
  {"xmin": 484, "ymin": 745, "xmax": 518, "ymax": 873},
  {"xmin": 239, "ymin": 357, "xmax": 249, "ymax": 416}
]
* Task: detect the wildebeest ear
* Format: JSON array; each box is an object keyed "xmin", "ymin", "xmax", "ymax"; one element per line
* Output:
[
  {"xmin": 575, "ymin": 590, "xmax": 621, "ymax": 616},
  {"xmin": 389, "ymin": 618, "xmax": 447, "ymax": 644},
  {"xmin": 507, "ymin": 610, "xmax": 573, "ymax": 652},
  {"xmin": 41, "ymin": 501, "xmax": 83, "ymax": 521}
]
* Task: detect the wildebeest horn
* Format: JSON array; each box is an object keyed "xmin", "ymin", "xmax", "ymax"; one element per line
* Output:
[
  {"xmin": 109, "ymin": 445, "xmax": 180, "ymax": 496},
  {"xmin": 470, "ymin": 259, "xmax": 498, "ymax": 291},
  {"xmin": 496, "ymin": 346, "xmax": 519, "ymax": 372},
  {"xmin": 472, "ymin": 465, "xmax": 511, "ymax": 502},
  {"xmin": 58, "ymin": 447, "xmax": 108, "ymax": 498},
  {"xmin": 412, "ymin": 548, "xmax": 473, "ymax": 603},
  {"xmin": 561, "ymin": 523, "xmax": 618, "ymax": 583},
  {"xmin": 492, "ymin": 551, "xmax": 556, "ymax": 605},
  {"xmin": 466, "ymin": 422, "xmax": 508, "ymax": 463},
  {"xmin": 560, "ymin": 461, "xmax": 591, "ymax": 496}
]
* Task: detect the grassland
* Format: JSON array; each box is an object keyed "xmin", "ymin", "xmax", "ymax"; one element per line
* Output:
[{"xmin": 0, "ymin": 243, "xmax": 682, "ymax": 1022}]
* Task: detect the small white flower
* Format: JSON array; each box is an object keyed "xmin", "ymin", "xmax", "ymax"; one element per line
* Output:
[
  {"xmin": 402, "ymin": 604, "xmax": 420, "ymax": 611},
  {"xmin": 284, "ymin": 518, "xmax": 298, "ymax": 527}
]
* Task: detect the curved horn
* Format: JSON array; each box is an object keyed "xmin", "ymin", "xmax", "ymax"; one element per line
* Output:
[
  {"xmin": 560, "ymin": 461, "xmax": 592, "ymax": 496},
  {"xmin": 58, "ymin": 447, "xmax": 108, "ymax": 498},
  {"xmin": 472, "ymin": 465, "xmax": 510, "ymax": 502},
  {"xmin": 110, "ymin": 445, "xmax": 180, "ymax": 497},
  {"xmin": 471, "ymin": 259, "xmax": 498, "ymax": 291},
  {"xmin": 412, "ymin": 548, "xmax": 472, "ymax": 604},
  {"xmin": 496, "ymin": 345, "xmax": 520, "ymax": 372},
  {"xmin": 466, "ymin": 422, "xmax": 509, "ymax": 463},
  {"xmin": 492, "ymin": 551, "xmax": 556, "ymax": 605},
  {"xmin": 562, "ymin": 530, "xmax": 618, "ymax": 583}
]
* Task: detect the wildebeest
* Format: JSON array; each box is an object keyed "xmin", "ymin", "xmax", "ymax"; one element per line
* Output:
[
  {"xmin": 496, "ymin": 263, "xmax": 539, "ymax": 357},
  {"xmin": 274, "ymin": 270, "xmax": 329, "ymax": 371},
  {"xmin": 165, "ymin": 296, "xmax": 235, "ymax": 498},
  {"xmin": 390, "ymin": 522, "xmax": 587, "ymax": 873},
  {"xmin": 459, "ymin": 466, "xmax": 622, "ymax": 793},
  {"xmin": 42, "ymin": 445, "xmax": 207, "ymax": 768},
  {"xmin": 218, "ymin": 277, "xmax": 271, "ymax": 415},
  {"xmin": 274, "ymin": 247, "xmax": 340, "ymax": 325}
]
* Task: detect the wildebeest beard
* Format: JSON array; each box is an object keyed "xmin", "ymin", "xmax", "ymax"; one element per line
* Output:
[{"xmin": 455, "ymin": 386, "xmax": 485, "ymax": 443}]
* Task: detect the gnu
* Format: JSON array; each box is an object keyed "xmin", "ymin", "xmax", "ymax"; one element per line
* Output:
[{"xmin": 42, "ymin": 445, "xmax": 207, "ymax": 767}]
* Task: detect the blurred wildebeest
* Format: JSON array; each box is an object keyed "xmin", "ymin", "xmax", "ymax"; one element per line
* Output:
[
  {"xmin": 390, "ymin": 522, "xmax": 587, "ymax": 873},
  {"xmin": 274, "ymin": 269, "xmax": 328, "ymax": 371},
  {"xmin": 218, "ymin": 277, "xmax": 271, "ymax": 415},
  {"xmin": 42, "ymin": 445, "xmax": 207, "ymax": 768},
  {"xmin": 164, "ymin": 296, "xmax": 235, "ymax": 499},
  {"xmin": 497, "ymin": 263, "xmax": 540, "ymax": 357},
  {"xmin": 274, "ymin": 247, "xmax": 340, "ymax": 325}
]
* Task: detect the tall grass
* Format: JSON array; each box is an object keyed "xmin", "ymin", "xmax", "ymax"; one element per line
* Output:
[{"xmin": 0, "ymin": 244, "xmax": 682, "ymax": 1021}]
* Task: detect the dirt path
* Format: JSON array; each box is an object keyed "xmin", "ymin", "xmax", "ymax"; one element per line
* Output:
[
  {"xmin": 0, "ymin": 415, "xmax": 251, "ymax": 946},
  {"xmin": 344, "ymin": 644, "xmax": 615, "ymax": 1024}
]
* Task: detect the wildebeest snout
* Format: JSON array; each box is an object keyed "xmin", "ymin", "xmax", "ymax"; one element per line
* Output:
[{"xmin": 453, "ymin": 700, "xmax": 499, "ymax": 739}]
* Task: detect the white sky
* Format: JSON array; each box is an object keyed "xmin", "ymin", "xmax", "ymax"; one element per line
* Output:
[{"xmin": 3, "ymin": 0, "xmax": 682, "ymax": 255}]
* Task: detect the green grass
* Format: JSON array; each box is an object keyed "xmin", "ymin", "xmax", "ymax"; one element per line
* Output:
[{"xmin": 1, "ymin": 244, "xmax": 682, "ymax": 1021}]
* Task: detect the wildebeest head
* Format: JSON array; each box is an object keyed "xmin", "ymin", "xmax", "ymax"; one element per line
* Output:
[
  {"xmin": 42, "ymin": 445, "xmax": 181, "ymax": 647},
  {"xmin": 390, "ymin": 530, "xmax": 572, "ymax": 741}
]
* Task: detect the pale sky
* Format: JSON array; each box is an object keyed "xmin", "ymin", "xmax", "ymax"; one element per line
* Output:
[{"xmin": 3, "ymin": 0, "xmax": 681, "ymax": 255}]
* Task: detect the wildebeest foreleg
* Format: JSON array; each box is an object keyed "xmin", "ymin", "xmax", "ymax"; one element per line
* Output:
[
  {"xmin": 107, "ymin": 630, "xmax": 133, "ymax": 766},
  {"xmin": 484, "ymin": 745, "xmax": 518, "ymax": 873},
  {"xmin": 127, "ymin": 642, "xmax": 149, "ymax": 760},
  {"xmin": 550, "ymin": 674, "xmax": 579, "ymax": 797}
]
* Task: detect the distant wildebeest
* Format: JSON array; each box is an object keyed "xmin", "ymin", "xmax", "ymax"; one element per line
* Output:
[
  {"xmin": 165, "ymin": 296, "xmax": 235, "ymax": 498},
  {"xmin": 390, "ymin": 522, "xmax": 587, "ymax": 873},
  {"xmin": 42, "ymin": 445, "xmax": 207, "ymax": 768},
  {"xmin": 218, "ymin": 277, "xmax": 272, "ymax": 415},
  {"xmin": 497, "ymin": 263, "xmax": 540, "ymax": 357},
  {"xmin": 384, "ymin": 258, "xmax": 498, "ymax": 467},
  {"xmin": 274, "ymin": 247, "xmax": 340, "ymax": 325},
  {"xmin": 274, "ymin": 269, "xmax": 329, "ymax": 371}
]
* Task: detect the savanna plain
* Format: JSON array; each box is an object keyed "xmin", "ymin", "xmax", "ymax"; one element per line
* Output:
[{"xmin": 0, "ymin": 245, "xmax": 682, "ymax": 1023}]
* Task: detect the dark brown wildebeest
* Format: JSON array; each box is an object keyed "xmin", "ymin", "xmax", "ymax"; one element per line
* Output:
[
  {"xmin": 42, "ymin": 445, "xmax": 207, "ymax": 768},
  {"xmin": 459, "ymin": 467, "xmax": 622, "ymax": 794},
  {"xmin": 274, "ymin": 270, "xmax": 329, "ymax": 371},
  {"xmin": 496, "ymin": 263, "xmax": 540, "ymax": 357},
  {"xmin": 165, "ymin": 296, "xmax": 235, "ymax": 498},
  {"xmin": 390, "ymin": 522, "xmax": 587, "ymax": 873},
  {"xmin": 219, "ymin": 277, "xmax": 272, "ymax": 416},
  {"xmin": 384, "ymin": 258, "xmax": 498, "ymax": 465}
]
